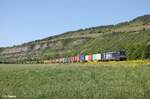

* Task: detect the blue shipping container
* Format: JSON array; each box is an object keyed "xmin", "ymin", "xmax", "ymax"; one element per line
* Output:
[{"xmin": 80, "ymin": 55, "xmax": 85, "ymax": 62}]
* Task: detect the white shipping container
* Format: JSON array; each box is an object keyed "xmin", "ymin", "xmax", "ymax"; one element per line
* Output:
[
  {"xmin": 56, "ymin": 59, "xmax": 59, "ymax": 62},
  {"xmin": 85, "ymin": 55, "xmax": 89, "ymax": 61},
  {"xmin": 61, "ymin": 58, "xmax": 64, "ymax": 62},
  {"xmin": 96, "ymin": 54, "xmax": 101, "ymax": 60},
  {"xmin": 63, "ymin": 58, "xmax": 65, "ymax": 63}
]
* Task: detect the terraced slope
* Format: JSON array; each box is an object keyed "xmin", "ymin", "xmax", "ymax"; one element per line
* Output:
[{"xmin": 0, "ymin": 15, "xmax": 150, "ymax": 63}]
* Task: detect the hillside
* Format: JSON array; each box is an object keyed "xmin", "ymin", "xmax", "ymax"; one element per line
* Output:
[{"xmin": 0, "ymin": 15, "xmax": 150, "ymax": 63}]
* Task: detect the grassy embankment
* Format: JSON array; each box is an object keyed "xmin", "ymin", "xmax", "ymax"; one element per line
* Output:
[{"xmin": 0, "ymin": 60, "xmax": 150, "ymax": 99}]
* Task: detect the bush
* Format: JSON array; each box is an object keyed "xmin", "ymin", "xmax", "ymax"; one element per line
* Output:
[{"xmin": 143, "ymin": 44, "xmax": 150, "ymax": 59}]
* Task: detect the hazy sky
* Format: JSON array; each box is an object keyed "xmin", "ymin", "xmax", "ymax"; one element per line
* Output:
[{"xmin": 0, "ymin": 0, "xmax": 150, "ymax": 47}]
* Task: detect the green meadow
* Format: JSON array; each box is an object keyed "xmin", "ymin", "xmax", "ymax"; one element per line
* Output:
[{"xmin": 0, "ymin": 62, "xmax": 150, "ymax": 99}]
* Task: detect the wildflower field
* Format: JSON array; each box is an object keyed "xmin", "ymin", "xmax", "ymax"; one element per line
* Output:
[{"xmin": 0, "ymin": 60, "xmax": 150, "ymax": 99}]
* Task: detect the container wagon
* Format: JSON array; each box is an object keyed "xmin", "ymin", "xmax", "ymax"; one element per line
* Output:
[{"xmin": 80, "ymin": 54, "xmax": 85, "ymax": 62}]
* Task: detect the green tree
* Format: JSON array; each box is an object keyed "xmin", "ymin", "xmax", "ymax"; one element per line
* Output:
[{"xmin": 143, "ymin": 44, "xmax": 150, "ymax": 59}]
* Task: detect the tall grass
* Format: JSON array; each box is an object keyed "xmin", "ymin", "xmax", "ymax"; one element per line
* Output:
[{"xmin": 0, "ymin": 62, "xmax": 150, "ymax": 99}]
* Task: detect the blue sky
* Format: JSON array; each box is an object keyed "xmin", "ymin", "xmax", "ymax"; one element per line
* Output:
[{"xmin": 0, "ymin": 0, "xmax": 150, "ymax": 47}]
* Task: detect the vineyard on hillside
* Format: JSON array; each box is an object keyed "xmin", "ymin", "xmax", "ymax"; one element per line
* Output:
[{"xmin": 0, "ymin": 15, "xmax": 150, "ymax": 63}]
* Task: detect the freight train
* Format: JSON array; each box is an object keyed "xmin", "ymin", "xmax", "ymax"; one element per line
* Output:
[{"xmin": 44, "ymin": 51, "xmax": 126, "ymax": 64}]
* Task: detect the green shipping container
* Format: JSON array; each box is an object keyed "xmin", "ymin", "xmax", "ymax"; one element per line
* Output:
[{"xmin": 92, "ymin": 54, "xmax": 97, "ymax": 61}]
